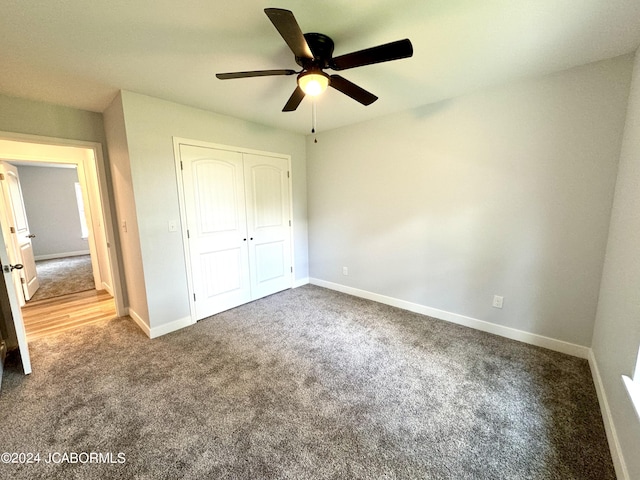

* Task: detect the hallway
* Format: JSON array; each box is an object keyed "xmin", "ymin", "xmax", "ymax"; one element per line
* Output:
[{"xmin": 22, "ymin": 289, "xmax": 116, "ymax": 341}]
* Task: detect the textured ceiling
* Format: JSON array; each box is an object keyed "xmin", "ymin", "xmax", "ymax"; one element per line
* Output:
[{"xmin": 1, "ymin": 0, "xmax": 640, "ymax": 134}]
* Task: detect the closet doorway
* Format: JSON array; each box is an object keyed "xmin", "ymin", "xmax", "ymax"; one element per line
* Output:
[{"xmin": 174, "ymin": 138, "xmax": 294, "ymax": 321}]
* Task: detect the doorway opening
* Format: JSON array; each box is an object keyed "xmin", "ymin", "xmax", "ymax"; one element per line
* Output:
[
  {"xmin": 0, "ymin": 133, "xmax": 124, "ymax": 344},
  {"xmin": 7, "ymin": 164, "xmax": 97, "ymax": 301}
]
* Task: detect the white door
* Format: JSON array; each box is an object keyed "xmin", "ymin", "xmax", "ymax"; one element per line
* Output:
[
  {"xmin": 0, "ymin": 219, "xmax": 31, "ymax": 375},
  {"xmin": 178, "ymin": 143, "xmax": 293, "ymax": 320},
  {"xmin": 180, "ymin": 145, "xmax": 252, "ymax": 320},
  {"xmin": 244, "ymin": 154, "xmax": 292, "ymax": 299},
  {"xmin": 0, "ymin": 162, "xmax": 39, "ymax": 302}
]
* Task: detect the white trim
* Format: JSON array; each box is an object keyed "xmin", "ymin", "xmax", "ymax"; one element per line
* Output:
[
  {"xmin": 622, "ymin": 375, "xmax": 640, "ymax": 422},
  {"xmin": 129, "ymin": 307, "xmax": 195, "ymax": 339},
  {"xmin": 128, "ymin": 308, "xmax": 150, "ymax": 338},
  {"xmin": 171, "ymin": 139, "xmax": 196, "ymax": 323},
  {"xmin": 589, "ymin": 351, "xmax": 630, "ymax": 480},
  {"xmin": 149, "ymin": 316, "xmax": 195, "ymax": 339},
  {"xmin": 34, "ymin": 250, "xmax": 91, "ymax": 261},
  {"xmin": 172, "ymin": 137, "xmax": 293, "ymax": 160},
  {"xmin": 293, "ymin": 277, "xmax": 310, "ymax": 288},
  {"xmin": 102, "ymin": 281, "xmax": 114, "ymax": 296},
  {"xmin": 309, "ymin": 278, "xmax": 590, "ymax": 359}
]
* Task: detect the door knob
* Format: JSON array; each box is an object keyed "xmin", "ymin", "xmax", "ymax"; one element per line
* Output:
[
  {"xmin": 27, "ymin": 234, "xmax": 36, "ymax": 238},
  {"xmin": 2, "ymin": 264, "xmax": 23, "ymax": 273}
]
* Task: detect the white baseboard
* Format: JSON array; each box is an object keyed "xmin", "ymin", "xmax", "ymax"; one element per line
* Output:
[
  {"xmin": 293, "ymin": 277, "xmax": 310, "ymax": 288},
  {"xmin": 128, "ymin": 308, "xmax": 150, "ymax": 337},
  {"xmin": 34, "ymin": 250, "xmax": 91, "ymax": 261},
  {"xmin": 127, "ymin": 308, "xmax": 194, "ymax": 339},
  {"xmin": 101, "ymin": 281, "xmax": 114, "ymax": 296},
  {"xmin": 149, "ymin": 316, "xmax": 194, "ymax": 339},
  {"xmin": 309, "ymin": 278, "xmax": 590, "ymax": 359},
  {"xmin": 588, "ymin": 351, "xmax": 629, "ymax": 480}
]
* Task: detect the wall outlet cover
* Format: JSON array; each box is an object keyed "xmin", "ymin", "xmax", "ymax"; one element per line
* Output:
[{"xmin": 492, "ymin": 295, "xmax": 504, "ymax": 309}]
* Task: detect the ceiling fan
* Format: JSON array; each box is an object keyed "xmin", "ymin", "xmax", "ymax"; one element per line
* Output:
[{"xmin": 216, "ymin": 8, "xmax": 414, "ymax": 112}]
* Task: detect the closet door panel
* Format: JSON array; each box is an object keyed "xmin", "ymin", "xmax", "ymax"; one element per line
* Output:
[
  {"xmin": 180, "ymin": 145, "xmax": 251, "ymax": 319},
  {"xmin": 244, "ymin": 154, "xmax": 292, "ymax": 299}
]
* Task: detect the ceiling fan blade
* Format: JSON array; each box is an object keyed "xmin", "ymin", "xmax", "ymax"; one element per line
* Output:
[
  {"xmin": 264, "ymin": 8, "xmax": 313, "ymax": 60},
  {"xmin": 282, "ymin": 86, "xmax": 305, "ymax": 112},
  {"xmin": 216, "ymin": 69, "xmax": 296, "ymax": 80},
  {"xmin": 329, "ymin": 75, "xmax": 378, "ymax": 106},
  {"xmin": 330, "ymin": 39, "xmax": 413, "ymax": 71}
]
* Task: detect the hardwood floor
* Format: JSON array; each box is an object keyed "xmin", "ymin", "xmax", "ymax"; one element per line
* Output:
[{"xmin": 22, "ymin": 289, "xmax": 117, "ymax": 341}]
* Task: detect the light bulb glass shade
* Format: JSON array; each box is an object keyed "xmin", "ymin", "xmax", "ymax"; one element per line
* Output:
[{"xmin": 298, "ymin": 71, "xmax": 329, "ymax": 96}]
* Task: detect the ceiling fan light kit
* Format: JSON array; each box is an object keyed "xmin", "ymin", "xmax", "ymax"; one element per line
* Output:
[
  {"xmin": 216, "ymin": 8, "xmax": 413, "ymax": 113},
  {"xmin": 298, "ymin": 70, "xmax": 329, "ymax": 96}
]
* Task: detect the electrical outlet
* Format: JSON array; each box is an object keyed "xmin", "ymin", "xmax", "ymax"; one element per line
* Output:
[
  {"xmin": 492, "ymin": 295, "xmax": 504, "ymax": 309},
  {"xmin": 168, "ymin": 221, "xmax": 177, "ymax": 232},
  {"xmin": 342, "ymin": 266, "xmax": 349, "ymax": 276}
]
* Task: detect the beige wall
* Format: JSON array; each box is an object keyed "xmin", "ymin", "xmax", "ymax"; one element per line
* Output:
[
  {"xmin": 307, "ymin": 55, "xmax": 632, "ymax": 347},
  {"xmin": 592, "ymin": 50, "xmax": 640, "ymax": 480}
]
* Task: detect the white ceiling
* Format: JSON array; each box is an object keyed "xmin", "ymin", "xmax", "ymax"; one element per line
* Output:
[{"xmin": 1, "ymin": 1, "xmax": 640, "ymax": 135}]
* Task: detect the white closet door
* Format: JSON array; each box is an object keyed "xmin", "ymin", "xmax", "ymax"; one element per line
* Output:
[
  {"xmin": 243, "ymin": 154, "xmax": 292, "ymax": 299},
  {"xmin": 180, "ymin": 145, "xmax": 251, "ymax": 320}
]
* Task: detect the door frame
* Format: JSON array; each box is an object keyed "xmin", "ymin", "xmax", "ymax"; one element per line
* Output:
[
  {"xmin": 172, "ymin": 137, "xmax": 295, "ymax": 323},
  {"xmin": 0, "ymin": 131, "xmax": 126, "ymax": 317}
]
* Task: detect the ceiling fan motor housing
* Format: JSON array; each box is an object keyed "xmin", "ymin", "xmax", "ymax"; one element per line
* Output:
[{"xmin": 297, "ymin": 33, "xmax": 335, "ymax": 69}]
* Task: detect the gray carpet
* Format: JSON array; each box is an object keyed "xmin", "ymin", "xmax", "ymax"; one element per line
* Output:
[
  {"xmin": 29, "ymin": 255, "xmax": 95, "ymax": 302},
  {"xmin": 0, "ymin": 285, "xmax": 614, "ymax": 479}
]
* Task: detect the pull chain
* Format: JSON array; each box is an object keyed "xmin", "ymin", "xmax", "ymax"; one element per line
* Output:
[{"xmin": 312, "ymin": 100, "xmax": 318, "ymax": 143}]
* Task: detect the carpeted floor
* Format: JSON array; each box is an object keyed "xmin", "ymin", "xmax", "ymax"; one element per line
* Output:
[
  {"xmin": 0, "ymin": 285, "xmax": 615, "ymax": 479},
  {"xmin": 28, "ymin": 255, "xmax": 95, "ymax": 302}
]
